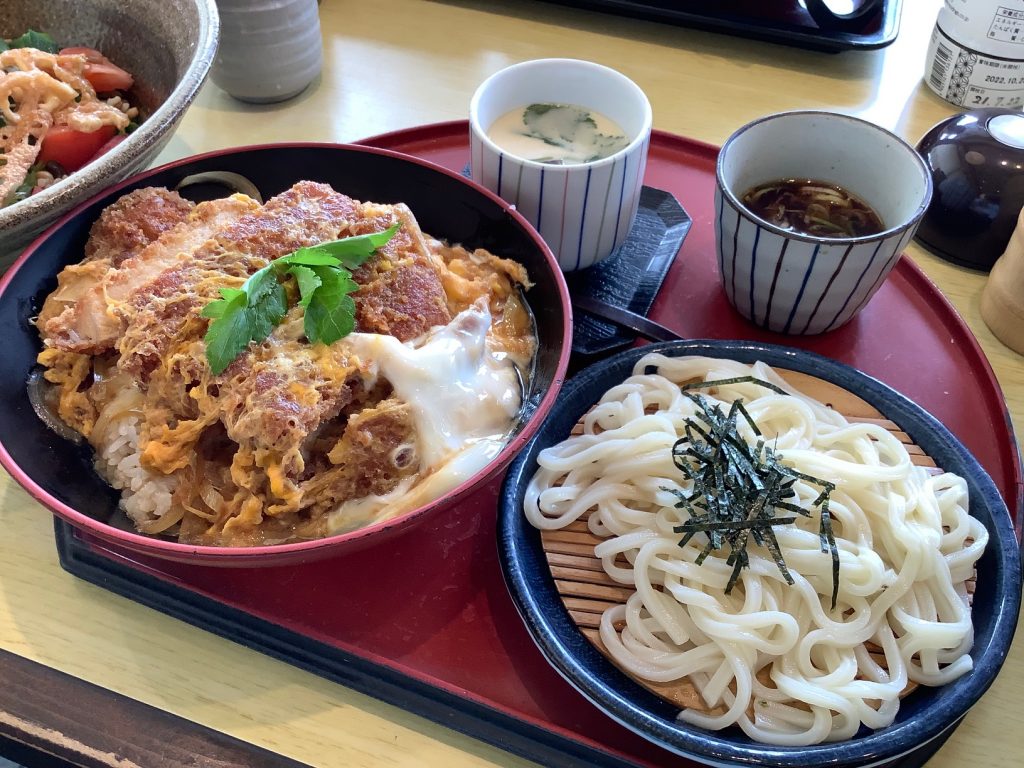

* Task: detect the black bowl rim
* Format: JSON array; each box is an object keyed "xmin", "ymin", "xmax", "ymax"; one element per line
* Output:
[
  {"xmin": 0, "ymin": 141, "xmax": 573, "ymax": 564},
  {"xmin": 498, "ymin": 339, "xmax": 1022, "ymax": 768}
]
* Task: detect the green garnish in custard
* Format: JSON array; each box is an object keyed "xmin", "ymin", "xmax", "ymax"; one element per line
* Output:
[{"xmin": 202, "ymin": 223, "xmax": 400, "ymax": 375}]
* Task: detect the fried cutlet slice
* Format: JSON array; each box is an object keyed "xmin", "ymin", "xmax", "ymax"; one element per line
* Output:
[
  {"xmin": 117, "ymin": 182, "xmax": 361, "ymax": 385},
  {"xmin": 36, "ymin": 187, "xmax": 195, "ymax": 332},
  {"xmin": 40, "ymin": 194, "xmax": 260, "ymax": 353},
  {"xmin": 83, "ymin": 187, "xmax": 195, "ymax": 267},
  {"xmin": 349, "ymin": 202, "xmax": 451, "ymax": 340},
  {"xmin": 305, "ymin": 396, "xmax": 418, "ymax": 512}
]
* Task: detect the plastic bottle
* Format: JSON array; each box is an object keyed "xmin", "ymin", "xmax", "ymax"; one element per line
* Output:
[{"xmin": 925, "ymin": 0, "xmax": 1024, "ymax": 109}]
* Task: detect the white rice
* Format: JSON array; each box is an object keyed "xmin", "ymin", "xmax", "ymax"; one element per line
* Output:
[{"xmin": 92, "ymin": 403, "xmax": 177, "ymax": 528}]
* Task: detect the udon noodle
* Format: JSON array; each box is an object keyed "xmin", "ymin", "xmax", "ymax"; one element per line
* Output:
[{"xmin": 524, "ymin": 355, "xmax": 987, "ymax": 745}]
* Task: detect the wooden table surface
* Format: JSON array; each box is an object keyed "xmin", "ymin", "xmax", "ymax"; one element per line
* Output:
[{"xmin": 1, "ymin": 1, "xmax": 1022, "ymax": 766}]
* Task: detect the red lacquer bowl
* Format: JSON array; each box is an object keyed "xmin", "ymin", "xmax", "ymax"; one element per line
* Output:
[{"xmin": 0, "ymin": 143, "xmax": 572, "ymax": 566}]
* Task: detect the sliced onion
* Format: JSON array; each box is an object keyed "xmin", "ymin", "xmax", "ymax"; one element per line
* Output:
[
  {"xmin": 199, "ymin": 484, "xmax": 225, "ymax": 515},
  {"xmin": 26, "ymin": 366, "xmax": 83, "ymax": 445},
  {"xmin": 174, "ymin": 171, "xmax": 263, "ymax": 203},
  {"xmin": 137, "ymin": 505, "xmax": 184, "ymax": 534}
]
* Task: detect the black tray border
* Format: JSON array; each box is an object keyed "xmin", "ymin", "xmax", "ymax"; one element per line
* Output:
[
  {"xmin": 539, "ymin": 0, "xmax": 902, "ymax": 52},
  {"xmin": 53, "ymin": 520, "xmax": 647, "ymax": 768},
  {"xmin": 55, "ymin": 519, "xmax": 961, "ymax": 768}
]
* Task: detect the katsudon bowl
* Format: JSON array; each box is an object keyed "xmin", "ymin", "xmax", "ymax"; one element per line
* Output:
[{"xmin": 0, "ymin": 143, "xmax": 572, "ymax": 566}]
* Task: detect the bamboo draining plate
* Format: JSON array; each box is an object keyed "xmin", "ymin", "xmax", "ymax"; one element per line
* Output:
[
  {"xmin": 540, "ymin": 368, "xmax": 972, "ymax": 714},
  {"xmin": 498, "ymin": 340, "xmax": 1021, "ymax": 768}
]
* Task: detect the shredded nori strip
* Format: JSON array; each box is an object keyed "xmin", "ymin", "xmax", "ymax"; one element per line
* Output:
[{"xmin": 667, "ymin": 376, "xmax": 841, "ymax": 609}]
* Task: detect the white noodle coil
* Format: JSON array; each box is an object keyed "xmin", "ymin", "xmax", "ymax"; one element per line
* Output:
[{"xmin": 524, "ymin": 355, "xmax": 987, "ymax": 745}]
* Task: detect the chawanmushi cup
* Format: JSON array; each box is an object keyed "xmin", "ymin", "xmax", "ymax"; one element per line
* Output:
[
  {"xmin": 469, "ymin": 58, "xmax": 653, "ymax": 272},
  {"xmin": 716, "ymin": 111, "xmax": 933, "ymax": 335}
]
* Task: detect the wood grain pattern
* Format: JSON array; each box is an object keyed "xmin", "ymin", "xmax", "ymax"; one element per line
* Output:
[
  {"xmin": 541, "ymin": 369, "xmax": 971, "ymax": 712},
  {"xmin": 0, "ymin": 649, "xmax": 311, "ymax": 768},
  {"xmin": 0, "ymin": 1, "xmax": 1022, "ymax": 767}
]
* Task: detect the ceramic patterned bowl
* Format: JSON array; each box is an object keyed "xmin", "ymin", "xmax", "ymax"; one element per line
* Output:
[
  {"xmin": 0, "ymin": 0, "xmax": 219, "ymax": 266},
  {"xmin": 715, "ymin": 111, "xmax": 933, "ymax": 335},
  {"xmin": 470, "ymin": 58, "xmax": 653, "ymax": 272}
]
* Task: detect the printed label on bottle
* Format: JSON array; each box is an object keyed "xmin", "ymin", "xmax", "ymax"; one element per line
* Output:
[
  {"xmin": 926, "ymin": 23, "xmax": 1024, "ymax": 108},
  {"xmin": 987, "ymin": 6, "xmax": 1024, "ymax": 44}
]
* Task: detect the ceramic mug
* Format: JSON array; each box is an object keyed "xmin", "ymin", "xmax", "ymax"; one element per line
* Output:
[
  {"xmin": 469, "ymin": 59, "xmax": 652, "ymax": 271},
  {"xmin": 715, "ymin": 111, "xmax": 933, "ymax": 335},
  {"xmin": 211, "ymin": 0, "xmax": 323, "ymax": 104}
]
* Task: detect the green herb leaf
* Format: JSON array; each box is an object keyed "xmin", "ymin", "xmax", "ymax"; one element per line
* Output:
[
  {"xmin": 280, "ymin": 251, "xmax": 343, "ymax": 267},
  {"xmin": 0, "ymin": 39, "xmax": 9, "ymax": 53},
  {"xmin": 244, "ymin": 264, "xmax": 283, "ymax": 305},
  {"xmin": 202, "ymin": 279, "xmax": 286, "ymax": 375},
  {"xmin": 284, "ymin": 222, "xmax": 400, "ymax": 270},
  {"xmin": 204, "ymin": 302, "xmax": 256, "ymax": 376},
  {"xmin": 201, "ymin": 225, "xmax": 400, "ymax": 374},
  {"xmin": 303, "ymin": 266, "xmax": 359, "ymax": 345},
  {"xmin": 3, "ymin": 164, "xmax": 40, "ymax": 207},
  {"xmin": 199, "ymin": 288, "xmax": 243, "ymax": 319},
  {"xmin": 288, "ymin": 264, "xmax": 321, "ymax": 309},
  {"xmin": 9, "ymin": 30, "xmax": 59, "ymax": 53}
]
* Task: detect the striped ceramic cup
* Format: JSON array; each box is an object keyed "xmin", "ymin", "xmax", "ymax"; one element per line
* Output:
[
  {"xmin": 470, "ymin": 59, "xmax": 652, "ymax": 272},
  {"xmin": 716, "ymin": 111, "xmax": 933, "ymax": 335}
]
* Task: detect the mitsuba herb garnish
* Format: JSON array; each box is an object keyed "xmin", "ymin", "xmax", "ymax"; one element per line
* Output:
[
  {"xmin": 201, "ymin": 223, "xmax": 400, "ymax": 375},
  {"xmin": 666, "ymin": 376, "xmax": 840, "ymax": 609}
]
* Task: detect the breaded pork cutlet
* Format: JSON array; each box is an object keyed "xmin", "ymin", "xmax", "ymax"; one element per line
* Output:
[
  {"xmin": 84, "ymin": 187, "xmax": 195, "ymax": 267},
  {"xmin": 39, "ymin": 195, "xmax": 261, "ymax": 354},
  {"xmin": 36, "ymin": 187, "xmax": 195, "ymax": 332}
]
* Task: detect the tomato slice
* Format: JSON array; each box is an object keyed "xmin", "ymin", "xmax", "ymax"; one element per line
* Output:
[
  {"xmin": 59, "ymin": 47, "xmax": 134, "ymax": 92},
  {"xmin": 37, "ymin": 125, "xmax": 118, "ymax": 173},
  {"xmin": 83, "ymin": 62, "xmax": 134, "ymax": 93},
  {"xmin": 95, "ymin": 133, "xmax": 127, "ymax": 157},
  {"xmin": 59, "ymin": 46, "xmax": 108, "ymax": 64}
]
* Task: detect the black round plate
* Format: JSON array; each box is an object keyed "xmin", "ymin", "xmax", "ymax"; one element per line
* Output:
[{"xmin": 498, "ymin": 339, "xmax": 1022, "ymax": 768}]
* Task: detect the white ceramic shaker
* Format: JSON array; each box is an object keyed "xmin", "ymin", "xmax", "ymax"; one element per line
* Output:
[{"xmin": 211, "ymin": 0, "xmax": 323, "ymax": 103}]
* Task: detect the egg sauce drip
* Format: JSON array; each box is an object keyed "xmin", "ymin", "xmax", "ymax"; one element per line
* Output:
[{"xmin": 329, "ymin": 302, "xmax": 523, "ymax": 531}]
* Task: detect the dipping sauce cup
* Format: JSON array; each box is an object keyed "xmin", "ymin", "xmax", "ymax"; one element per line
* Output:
[
  {"xmin": 716, "ymin": 111, "xmax": 933, "ymax": 335},
  {"xmin": 470, "ymin": 58, "xmax": 652, "ymax": 271}
]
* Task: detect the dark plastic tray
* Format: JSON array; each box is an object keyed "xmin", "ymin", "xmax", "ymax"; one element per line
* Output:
[
  {"xmin": 538, "ymin": 0, "xmax": 902, "ymax": 52},
  {"xmin": 54, "ymin": 518, "xmax": 961, "ymax": 768}
]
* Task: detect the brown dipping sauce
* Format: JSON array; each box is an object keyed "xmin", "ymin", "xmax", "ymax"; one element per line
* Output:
[{"xmin": 741, "ymin": 179, "xmax": 884, "ymax": 238}]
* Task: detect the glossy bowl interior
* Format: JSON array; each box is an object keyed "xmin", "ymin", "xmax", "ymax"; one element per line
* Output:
[
  {"xmin": 0, "ymin": 143, "xmax": 572, "ymax": 566},
  {"xmin": 0, "ymin": 0, "xmax": 219, "ymax": 264},
  {"xmin": 499, "ymin": 340, "xmax": 1021, "ymax": 768}
]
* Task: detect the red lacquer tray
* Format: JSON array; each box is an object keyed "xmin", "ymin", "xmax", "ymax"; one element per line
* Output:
[{"xmin": 56, "ymin": 123, "xmax": 1023, "ymax": 768}]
